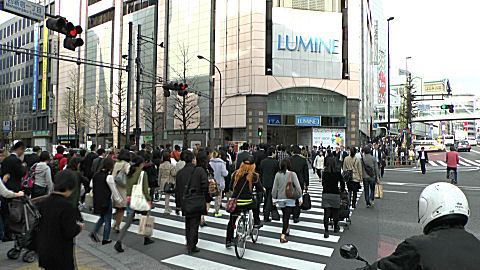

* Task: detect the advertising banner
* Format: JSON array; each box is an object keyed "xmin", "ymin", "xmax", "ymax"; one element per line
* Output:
[
  {"xmin": 272, "ymin": 7, "xmax": 342, "ymax": 79},
  {"xmin": 296, "ymin": 116, "xmax": 321, "ymax": 126},
  {"xmin": 42, "ymin": 19, "xmax": 48, "ymax": 111},
  {"xmin": 424, "ymin": 82, "xmax": 444, "ymax": 94},
  {"xmin": 378, "ymin": 50, "xmax": 386, "ymax": 104},
  {"xmin": 32, "ymin": 23, "xmax": 39, "ymax": 111},
  {"xmin": 312, "ymin": 128, "xmax": 345, "ymax": 148}
]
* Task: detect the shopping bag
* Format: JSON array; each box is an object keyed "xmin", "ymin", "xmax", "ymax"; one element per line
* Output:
[
  {"xmin": 375, "ymin": 184, "xmax": 384, "ymax": 199},
  {"xmin": 301, "ymin": 192, "xmax": 312, "ymax": 210},
  {"xmin": 138, "ymin": 214, "xmax": 154, "ymax": 237},
  {"xmin": 84, "ymin": 191, "xmax": 94, "ymax": 211},
  {"xmin": 106, "ymin": 175, "xmax": 124, "ymax": 205},
  {"xmin": 130, "ymin": 171, "xmax": 151, "ymax": 212}
]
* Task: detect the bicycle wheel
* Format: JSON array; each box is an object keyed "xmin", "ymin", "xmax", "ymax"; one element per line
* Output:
[
  {"xmin": 251, "ymin": 227, "xmax": 259, "ymax": 243},
  {"xmin": 234, "ymin": 216, "xmax": 247, "ymax": 259}
]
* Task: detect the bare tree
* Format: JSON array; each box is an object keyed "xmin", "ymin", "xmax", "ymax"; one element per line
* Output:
[
  {"xmin": 142, "ymin": 85, "xmax": 163, "ymax": 147},
  {"xmin": 61, "ymin": 71, "xmax": 88, "ymax": 147},
  {"xmin": 89, "ymin": 94, "xmax": 105, "ymax": 146},
  {"xmin": 169, "ymin": 44, "xmax": 202, "ymax": 148},
  {"xmin": 108, "ymin": 74, "xmax": 133, "ymax": 147}
]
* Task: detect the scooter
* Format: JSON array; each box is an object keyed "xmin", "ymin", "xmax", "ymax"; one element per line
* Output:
[{"xmin": 340, "ymin": 244, "xmax": 372, "ymax": 270}]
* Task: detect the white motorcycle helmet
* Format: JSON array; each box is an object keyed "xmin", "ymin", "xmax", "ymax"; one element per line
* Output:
[{"xmin": 418, "ymin": 182, "xmax": 470, "ymax": 234}]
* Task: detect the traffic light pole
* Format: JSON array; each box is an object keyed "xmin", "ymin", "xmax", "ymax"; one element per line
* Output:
[
  {"xmin": 406, "ymin": 73, "xmax": 413, "ymax": 147},
  {"xmin": 126, "ymin": 22, "xmax": 134, "ymax": 148},
  {"xmin": 135, "ymin": 24, "xmax": 142, "ymax": 151}
]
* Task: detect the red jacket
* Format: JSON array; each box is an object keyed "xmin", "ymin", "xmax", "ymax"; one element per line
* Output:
[
  {"xmin": 53, "ymin": 153, "xmax": 68, "ymax": 170},
  {"xmin": 446, "ymin": 151, "xmax": 459, "ymax": 168}
]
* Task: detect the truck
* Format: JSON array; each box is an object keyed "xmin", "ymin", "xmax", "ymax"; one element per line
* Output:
[{"xmin": 454, "ymin": 130, "xmax": 468, "ymax": 142}]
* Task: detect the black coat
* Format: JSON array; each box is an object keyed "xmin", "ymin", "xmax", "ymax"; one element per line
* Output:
[
  {"xmin": 1, "ymin": 154, "xmax": 27, "ymax": 192},
  {"xmin": 36, "ymin": 193, "xmax": 82, "ymax": 270},
  {"xmin": 92, "ymin": 170, "xmax": 112, "ymax": 215},
  {"xmin": 91, "ymin": 156, "xmax": 104, "ymax": 176},
  {"xmin": 182, "ymin": 166, "xmax": 210, "ymax": 217},
  {"xmin": 175, "ymin": 163, "xmax": 195, "ymax": 209},
  {"xmin": 259, "ymin": 157, "xmax": 279, "ymax": 189},
  {"xmin": 418, "ymin": 151, "xmax": 429, "ymax": 163},
  {"xmin": 289, "ymin": 154, "xmax": 309, "ymax": 189},
  {"xmin": 371, "ymin": 225, "xmax": 480, "ymax": 270},
  {"xmin": 81, "ymin": 152, "xmax": 98, "ymax": 179},
  {"xmin": 253, "ymin": 150, "xmax": 266, "ymax": 172},
  {"xmin": 24, "ymin": 153, "xmax": 40, "ymax": 169}
]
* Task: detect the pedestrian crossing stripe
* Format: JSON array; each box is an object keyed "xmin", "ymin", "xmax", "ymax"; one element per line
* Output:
[
  {"xmin": 425, "ymin": 157, "xmax": 480, "ymax": 167},
  {"xmin": 82, "ymin": 181, "xmax": 362, "ymax": 270}
]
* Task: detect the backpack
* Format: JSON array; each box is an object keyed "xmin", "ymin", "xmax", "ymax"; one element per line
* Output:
[
  {"xmin": 21, "ymin": 163, "xmax": 37, "ymax": 193},
  {"xmin": 361, "ymin": 157, "xmax": 375, "ymax": 178},
  {"xmin": 114, "ymin": 168, "xmax": 127, "ymax": 187},
  {"xmin": 51, "ymin": 159, "xmax": 60, "ymax": 179}
]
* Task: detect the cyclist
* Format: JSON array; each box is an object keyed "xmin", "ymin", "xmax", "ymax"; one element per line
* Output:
[
  {"xmin": 363, "ymin": 182, "xmax": 480, "ymax": 269},
  {"xmin": 445, "ymin": 145, "xmax": 459, "ymax": 184},
  {"xmin": 225, "ymin": 156, "xmax": 264, "ymax": 248}
]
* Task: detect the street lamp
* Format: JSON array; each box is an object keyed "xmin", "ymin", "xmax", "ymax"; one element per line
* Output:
[
  {"xmin": 197, "ymin": 55, "xmax": 223, "ymax": 146},
  {"xmin": 387, "ymin": 16, "xmax": 394, "ymax": 135}
]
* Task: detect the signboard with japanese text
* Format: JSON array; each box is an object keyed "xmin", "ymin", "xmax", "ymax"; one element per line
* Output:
[
  {"xmin": 1, "ymin": 0, "xmax": 44, "ymax": 22},
  {"xmin": 42, "ymin": 19, "xmax": 48, "ymax": 111},
  {"xmin": 423, "ymin": 82, "xmax": 445, "ymax": 94},
  {"xmin": 377, "ymin": 50, "xmax": 386, "ymax": 104}
]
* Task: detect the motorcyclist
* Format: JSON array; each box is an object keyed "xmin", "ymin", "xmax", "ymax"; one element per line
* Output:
[{"xmin": 366, "ymin": 182, "xmax": 480, "ymax": 270}]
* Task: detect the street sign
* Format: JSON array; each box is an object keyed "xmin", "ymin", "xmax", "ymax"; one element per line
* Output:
[
  {"xmin": 373, "ymin": 123, "xmax": 378, "ymax": 129},
  {"xmin": 442, "ymin": 130, "xmax": 446, "ymax": 134},
  {"xmin": 418, "ymin": 104, "xmax": 431, "ymax": 110},
  {"xmin": 1, "ymin": 0, "xmax": 45, "ymax": 22},
  {"xmin": 2, "ymin": 120, "xmax": 11, "ymax": 133}
]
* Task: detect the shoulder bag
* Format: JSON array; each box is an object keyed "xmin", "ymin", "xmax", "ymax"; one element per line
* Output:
[
  {"xmin": 285, "ymin": 172, "xmax": 301, "ymax": 199},
  {"xmin": 114, "ymin": 167, "xmax": 127, "ymax": 187},
  {"xmin": 130, "ymin": 171, "xmax": 151, "ymax": 212},
  {"xmin": 182, "ymin": 168, "xmax": 207, "ymax": 216},
  {"xmin": 225, "ymin": 180, "xmax": 248, "ymax": 213}
]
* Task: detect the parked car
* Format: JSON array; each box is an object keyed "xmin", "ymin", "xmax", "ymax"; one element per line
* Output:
[
  {"xmin": 455, "ymin": 140, "xmax": 471, "ymax": 152},
  {"xmin": 467, "ymin": 137, "xmax": 477, "ymax": 146}
]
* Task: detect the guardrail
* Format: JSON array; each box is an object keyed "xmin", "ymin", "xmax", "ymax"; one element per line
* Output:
[{"xmin": 385, "ymin": 156, "xmax": 415, "ymax": 168}]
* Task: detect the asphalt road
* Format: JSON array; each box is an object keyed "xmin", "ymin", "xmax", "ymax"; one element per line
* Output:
[{"xmin": 328, "ymin": 147, "xmax": 480, "ymax": 270}]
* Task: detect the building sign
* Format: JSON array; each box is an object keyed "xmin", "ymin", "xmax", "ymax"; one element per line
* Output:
[
  {"xmin": 2, "ymin": 121, "xmax": 11, "ymax": 134},
  {"xmin": 33, "ymin": 130, "xmax": 49, "ymax": 137},
  {"xmin": 378, "ymin": 50, "xmax": 386, "ymax": 104},
  {"xmin": 312, "ymin": 128, "xmax": 345, "ymax": 148},
  {"xmin": 267, "ymin": 114, "xmax": 282, "ymax": 125},
  {"xmin": 296, "ymin": 116, "xmax": 321, "ymax": 126},
  {"xmin": 42, "ymin": 19, "xmax": 48, "ymax": 111},
  {"xmin": 1, "ymin": 0, "xmax": 45, "ymax": 22},
  {"xmin": 272, "ymin": 8, "xmax": 342, "ymax": 79},
  {"xmin": 32, "ymin": 23, "xmax": 39, "ymax": 111},
  {"xmin": 423, "ymin": 82, "xmax": 444, "ymax": 94}
]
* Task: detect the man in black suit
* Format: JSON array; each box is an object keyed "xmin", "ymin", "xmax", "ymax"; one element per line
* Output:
[
  {"xmin": 253, "ymin": 144, "xmax": 266, "ymax": 173},
  {"xmin": 418, "ymin": 147, "xmax": 429, "ymax": 174},
  {"xmin": 236, "ymin": 143, "xmax": 250, "ymax": 169},
  {"xmin": 1, "ymin": 141, "xmax": 27, "ymax": 192},
  {"xmin": 259, "ymin": 147, "xmax": 279, "ymax": 222},
  {"xmin": 289, "ymin": 145, "xmax": 309, "ymax": 223},
  {"xmin": 372, "ymin": 143, "xmax": 383, "ymax": 176}
]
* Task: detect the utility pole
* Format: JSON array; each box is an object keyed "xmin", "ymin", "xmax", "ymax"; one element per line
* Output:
[
  {"xmin": 135, "ymin": 24, "xmax": 142, "ymax": 152},
  {"xmin": 406, "ymin": 72, "xmax": 413, "ymax": 148},
  {"xmin": 126, "ymin": 22, "xmax": 133, "ymax": 148}
]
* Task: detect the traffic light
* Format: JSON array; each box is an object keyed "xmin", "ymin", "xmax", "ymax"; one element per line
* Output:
[
  {"xmin": 441, "ymin": 104, "xmax": 454, "ymax": 113},
  {"xmin": 162, "ymin": 82, "xmax": 188, "ymax": 96},
  {"xmin": 258, "ymin": 127, "xmax": 263, "ymax": 137},
  {"xmin": 46, "ymin": 16, "xmax": 84, "ymax": 51}
]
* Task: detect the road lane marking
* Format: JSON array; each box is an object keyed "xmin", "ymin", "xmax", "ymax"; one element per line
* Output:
[
  {"xmin": 428, "ymin": 161, "xmax": 439, "ymax": 167},
  {"xmin": 162, "ymin": 255, "xmax": 246, "ymax": 270},
  {"xmin": 460, "ymin": 157, "xmax": 480, "ymax": 166},
  {"xmin": 383, "ymin": 190, "xmax": 408, "ymax": 194},
  {"xmin": 458, "ymin": 160, "xmax": 471, "ymax": 166},
  {"xmin": 81, "ymin": 213, "xmax": 328, "ymax": 270},
  {"xmin": 437, "ymin": 160, "xmax": 448, "ymax": 166}
]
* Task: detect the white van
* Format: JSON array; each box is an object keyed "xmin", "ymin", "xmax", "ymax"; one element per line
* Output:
[
  {"xmin": 444, "ymin": 135, "xmax": 454, "ymax": 146},
  {"xmin": 467, "ymin": 137, "xmax": 477, "ymax": 146}
]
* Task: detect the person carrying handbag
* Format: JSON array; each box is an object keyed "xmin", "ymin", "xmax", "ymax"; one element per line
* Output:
[
  {"xmin": 114, "ymin": 155, "xmax": 154, "ymax": 253},
  {"xmin": 342, "ymin": 148, "xmax": 363, "ymax": 208},
  {"xmin": 111, "ymin": 150, "xmax": 131, "ymax": 233},
  {"xmin": 158, "ymin": 152, "xmax": 176, "ymax": 215},
  {"xmin": 272, "ymin": 159, "xmax": 302, "ymax": 243}
]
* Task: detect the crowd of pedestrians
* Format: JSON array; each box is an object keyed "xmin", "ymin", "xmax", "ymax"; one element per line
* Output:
[{"xmin": 0, "ymin": 140, "xmax": 390, "ymax": 268}]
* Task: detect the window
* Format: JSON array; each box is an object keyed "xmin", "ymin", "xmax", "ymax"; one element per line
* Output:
[
  {"xmin": 30, "ymin": 31, "xmax": 33, "ymax": 43},
  {"xmin": 15, "ymin": 22, "xmax": 17, "ymax": 33},
  {"xmin": 26, "ymin": 33, "xmax": 29, "ymax": 44},
  {"xmin": 22, "ymin": 34, "xmax": 25, "ymax": 46}
]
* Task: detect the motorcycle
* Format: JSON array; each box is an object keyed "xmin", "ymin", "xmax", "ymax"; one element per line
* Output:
[{"xmin": 340, "ymin": 244, "xmax": 373, "ymax": 270}]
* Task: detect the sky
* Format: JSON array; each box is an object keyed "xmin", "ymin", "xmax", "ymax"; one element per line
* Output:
[{"xmin": 384, "ymin": 0, "xmax": 480, "ymax": 94}]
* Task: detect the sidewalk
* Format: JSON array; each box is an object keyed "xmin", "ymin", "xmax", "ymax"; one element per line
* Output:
[{"xmin": 0, "ymin": 231, "xmax": 169, "ymax": 270}]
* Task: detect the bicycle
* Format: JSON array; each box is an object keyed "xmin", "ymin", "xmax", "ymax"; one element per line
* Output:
[
  {"xmin": 447, "ymin": 169, "xmax": 456, "ymax": 185},
  {"xmin": 234, "ymin": 208, "xmax": 259, "ymax": 259}
]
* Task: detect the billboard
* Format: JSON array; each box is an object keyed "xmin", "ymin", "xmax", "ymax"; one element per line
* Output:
[
  {"xmin": 32, "ymin": 23, "xmax": 39, "ymax": 111},
  {"xmin": 42, "ymin": 19, "xmax": 48, "ymax": 111},
  {"xmin": 423, "ymin": 82, "xmax": 444, "ymax": 94},
  {"xmin": 312, "ymin": 128, "xmax": 345, "ymax": 148},
  {"xmin": 378, "ymin": 50, "xmax": 386, "ymax": 104},
  {"xmin": 272, "ymin": 8, "xmax": 342, "ymax": 79}
]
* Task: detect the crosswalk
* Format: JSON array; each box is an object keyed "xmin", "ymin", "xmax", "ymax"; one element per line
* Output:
[
  {"xmin": 427, "ymin": 157, "xmax": 480, "ymax": 167},
  {"xmin": 82, "ymin": 174, "xmax": 361, "ymax": 270}
]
